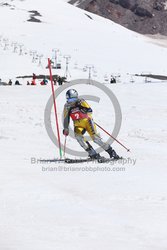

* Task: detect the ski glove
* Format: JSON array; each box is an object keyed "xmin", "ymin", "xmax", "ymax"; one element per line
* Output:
[{"xmin": 63, "ymin": 128, "xmax": 69, "ymax": 136}]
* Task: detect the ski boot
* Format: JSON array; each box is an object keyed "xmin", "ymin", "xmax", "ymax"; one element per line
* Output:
[
  {"xmin": 86, "ymin": 141, "xmax": 101, "ymax": 160},
  {"xmin": 106, "ymin": 147, "xmax": 121, "ymax": 160}
]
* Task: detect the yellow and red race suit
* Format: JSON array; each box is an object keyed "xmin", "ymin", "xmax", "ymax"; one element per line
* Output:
[{"xmin": 63, "ymin": 98, "xmax": 97, "ymax": 138}]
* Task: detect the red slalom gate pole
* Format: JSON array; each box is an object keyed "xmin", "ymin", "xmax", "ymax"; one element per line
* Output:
[
  {"xmin": 48, "ymin": 58, "xmax": 62, "ymax": 159},
  {"xmin": 95, "ymin": 122, "xmax": 130, "ymax": 152}
]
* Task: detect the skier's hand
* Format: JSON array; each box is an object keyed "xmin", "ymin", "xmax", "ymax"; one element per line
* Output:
[{"xmin": 63, "ymin": 128, "xmax": 69, "ymax": 136}]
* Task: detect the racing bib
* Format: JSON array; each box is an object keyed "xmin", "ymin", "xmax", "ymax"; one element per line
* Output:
[{"xmin": 70, "ymin": 108, "xmax": 88, "ymax": 120}]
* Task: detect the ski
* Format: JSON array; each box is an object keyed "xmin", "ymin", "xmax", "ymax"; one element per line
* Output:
[
  {"xmin": 39, "ymin": 158, "xmax": 65, "ymax": 163},
  {"xmin": 65, "ymin": 157, "xmax": 123, "ymax": 163},
  {"xmin": 39, "ymin": 157, "xmax": 123, "ymax": 164},
  {"xmin": 97, "ymin": 157, "xmax": 123, "ymax": 163},
  {"xmin": 39, "ymin": 158, "xmax": 93, "ymax": 163},
  {"xmin": 65, "ymin": 158, "xmax": 94, "ymax": 163}
]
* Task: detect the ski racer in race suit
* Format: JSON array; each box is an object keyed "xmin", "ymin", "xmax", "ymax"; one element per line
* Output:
[{"xmin": 63, "ymin": 89, "xmax": 120, "ymax": 159}]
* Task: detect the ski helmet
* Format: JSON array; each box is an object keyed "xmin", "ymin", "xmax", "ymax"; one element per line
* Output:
[{"xmin": 66, "ymin": 89, "xmax": 78, "ymax": 103}]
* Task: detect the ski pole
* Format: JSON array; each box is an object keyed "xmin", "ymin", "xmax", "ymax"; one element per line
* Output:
[
  {"xmin": 63, "ymin": 136, "xmax": 67, "ymax": 158},
  {"xmin": 95, "ymin": 122, "xmax": 130, "ymax": 152},
  {"xmin": 48, "ymin": 58, "xmax": 62, "ymax": 159}
]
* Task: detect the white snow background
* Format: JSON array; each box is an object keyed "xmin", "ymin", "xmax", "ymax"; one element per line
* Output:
[{"xmin": 0, "ymin": 0, "xmax": 167, "ymax": 249}]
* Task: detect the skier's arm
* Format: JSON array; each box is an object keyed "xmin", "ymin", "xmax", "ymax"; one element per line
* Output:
[{"xmin": 78, "ymin": 99, "xmax": 92, "ymax": 114}]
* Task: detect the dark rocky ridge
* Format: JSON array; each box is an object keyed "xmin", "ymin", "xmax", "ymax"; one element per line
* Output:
[{"xmin": 69, "ymin": 0, "xmax": 167, "ymax": 35}]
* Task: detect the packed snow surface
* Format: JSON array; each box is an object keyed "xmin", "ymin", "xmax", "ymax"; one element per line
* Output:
[{"xmin": 0, "ymin": 0, "xmax": 167, "ymax": 249}]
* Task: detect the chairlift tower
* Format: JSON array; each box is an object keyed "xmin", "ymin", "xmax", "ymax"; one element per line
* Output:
[
  {"xmin": 18, "ymin": 44, "xmax": 23, "ymax": 55},
  {"xmin": 64, "ymin": 55, "xmax": 71, "ymax": 79},
  {"xmin": 0, "ymin": 35, "xmax": 3, "ymax": 46},
  {"xmin": 38, "ymin": 54, "xmax": 43, "ymax": 67},
  {"xmin": 3, "ymin": 38, "xmax": 9, "ymax": 50},
  {"xmin": 85, "ymin": 64, "xmax": 94, "ymax": 84},
  {"xmin": 52, "ymin": 48, "xmax": 59, "ymax": 68},
  {"xmin": 30, "ymin": 50, "xmax": 37, "ymax": 63},
  {"xmin": 12, "ymin": 42, "xmax": 18, "ymax": 53}
]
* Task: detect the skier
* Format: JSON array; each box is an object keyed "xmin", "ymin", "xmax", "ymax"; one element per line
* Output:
[
  {"xmin": 15, "ymin": 80, "xmax": 21, "ymax": 85},
  {"xmin": 40, "ymin": 77, "xmax": 48, "ymax": 85},
  {"xmin": 31, "ymin": 73, "xmax": 37, "ymax": 85},
  {"xmin": 63, "ymin": 89, "xmax": 120, "ymax": 159},
  {"xmin": 8, "ymin": 79, "xmax": 12, "ymax": 85}
]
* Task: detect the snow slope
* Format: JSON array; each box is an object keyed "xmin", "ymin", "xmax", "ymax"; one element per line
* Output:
[
  {"xmin": 1, "ymin": 0, "xmax": 167, "ymax": 81},
  {"xmin": 0, "ymin": 1, "xmax": 167, "ymax": 250},
  {"xmin": 1, "ymin": 82, "xmax": 167, "ymax": 250}
]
